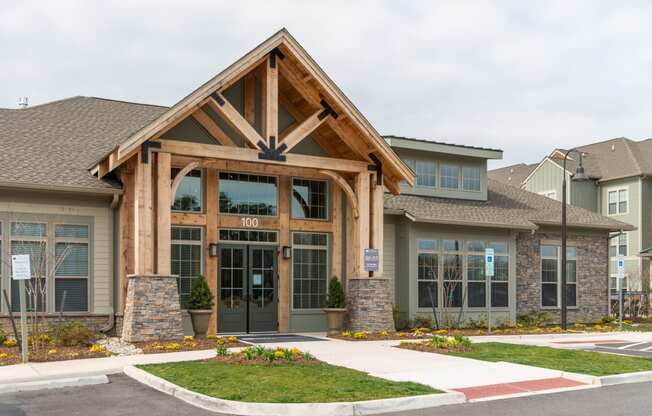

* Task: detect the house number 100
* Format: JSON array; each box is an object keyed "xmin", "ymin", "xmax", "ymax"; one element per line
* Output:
[{"xmin": 240, "ymin": 217, "xmax": 259, "ymax": 228}]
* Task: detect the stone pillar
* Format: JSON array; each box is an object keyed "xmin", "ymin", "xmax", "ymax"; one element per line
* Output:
[
  {"xmin": 121, "ymin": 274, "xmax": 184, "ymax": 342},
  {"xmin": 347, "ymin": 278, "xmax": 394, "ymax": 332}
]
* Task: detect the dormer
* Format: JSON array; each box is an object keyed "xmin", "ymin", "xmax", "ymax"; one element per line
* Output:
[{"xmin": 384, "ymin": 135, "xmax": 503, "ymax": 201}]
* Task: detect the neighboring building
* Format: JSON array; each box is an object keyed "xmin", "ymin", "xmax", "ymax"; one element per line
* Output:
[
  {"xmin": 0, "ymin": 30, "xmax": 632, "ymax": 340},
  {"xmin": 487, "ymin": 163, "xmax": 536, "ymax": 188},
  {"xmin": 490, "ymin": 137, "xmax": 650, "ymax": 313}
]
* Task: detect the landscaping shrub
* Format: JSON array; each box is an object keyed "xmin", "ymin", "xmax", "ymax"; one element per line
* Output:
[
  {"xmin": 216, "ymin": 344, "xmax": 229, "ymax": 356},
  {"xmin": 237, "ymin": 345, "xmax": 312, "ymax": 362},
  {"xmin": 325, "ymin": 277, "xmax": 345, "ymax": 308},
  {"xmin": 517, "ymin": 310, "xmax": 550, "ymax": 328},
  {"xmin": 57, "ymin": 322, "xmax": 98, "ymax": 346},
  {"xmin": 413, "ymin": 315, "xmax": 434, "ymax": 329},
  {"xmin": 0, "ymin": 330, "xmax": 6, "ymax": 345},
  {"xmin": 188, "ymin": 275, "xmax": 214, "ymax": 310}
]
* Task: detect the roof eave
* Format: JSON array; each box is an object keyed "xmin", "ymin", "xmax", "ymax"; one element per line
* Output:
[{"xmin": 0, "ymin": 181, "xmax": 122, "ymax": 196}]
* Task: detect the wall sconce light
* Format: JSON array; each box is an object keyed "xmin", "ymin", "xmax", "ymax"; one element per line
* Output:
[
  {"xmin": 282, "ymin": 246, "xmax": 292, "ymax": 259},
  {"xmin": 209, "ymin": 243, "xmax": 218, "ymax": 257}
]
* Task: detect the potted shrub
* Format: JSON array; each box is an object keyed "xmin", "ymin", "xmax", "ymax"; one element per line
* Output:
[
  {"xmin": 187, "ymin": 275, "xmax": 214, "ymax": 338},
  {"xmin": 324, "ymin": 277, "xmax": 346, "ymax": 336}
]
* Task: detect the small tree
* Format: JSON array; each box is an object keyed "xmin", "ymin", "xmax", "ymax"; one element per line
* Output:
[
  {"xmin": 325, "ymin": 277, "xmax": 345, "ymax": 308},
  {"xmin": 187, "ymin": 275, "xmax": 214, "ymax": 310}
]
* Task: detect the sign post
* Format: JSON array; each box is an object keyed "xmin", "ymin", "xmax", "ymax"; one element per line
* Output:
[
  {"xmin": 617, "ymin": 255, "xmax": 625, "ymax": 331},
  {"xmin": 485, "ymin": 248, "xmax": 495, "ymax": 334},
  {"xmin": 11, "ymin": 254, "xmax": 31, "ymax": 363}
]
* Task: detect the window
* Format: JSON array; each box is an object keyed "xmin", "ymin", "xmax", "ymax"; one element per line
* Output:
[
  {"xmin": 608, "ymin": 189, "xmax": 628, "ymax": 215},
  {"xmin": 417, "ymin": 240, "xmax": 438, "ymax": 307},
  {"xmin": 292, "ymin": 178, "xmax": 328, "ymax": 220},
  {"xmin": 466, "ymin": 240, "xmax": 486, "ymax": 307},
  {"xmin": 610, "ymin": 276, "xmax": 628, "ymax": 293},
  {"xmin": 218, "ymin": 229, "xmax": 277, "ymax": 243},
  {"xmin": 172, "ymin": 169, "xmax": 202, "ymax": 212},
  {"xmin": 462, "ymin": 167, "xmax": 481, "ymax": 191},
  {"xmin": 541, "ymin": 245, "xmax": 576, "ymax": 307},
  {"xmin": 292, "ymin": 232, "xmax": 328, "ymax": 309},
  {"xmin": 442, "ymin": 239, "xmax": 463, "ymax": 307},
  {"xmin": 538, "ymin": 190, "xmax": 557, "ymax": 200},
  {"xmin": 440, "ymin": 164, "xmax": 459, "ymax": 189},
  {"xmin": 490, "ymin": 242, "xmax": 509, "ymax": 307},
  {"xmin": 11, "ymin": 222, "xmax": 47, "ymax": 312},
  {"xmin": 401, "ymin": 159, "xmax": 414, "ymax": 186},
  {"xmin": 55, "ymin": 225, "xmax": 89, "ymax": 312},
  {"xmin": 219, "ymin": 172, "xmax": 278, "ymax": 216},
  {"xmin": 609, "ymin": 233, "xmax": 627, "ymax": 257},
  {"xmin": 171, "ymin": 227, "xmax": 202, "ymax": 308},
  {"xmin": 416, "ymin": 160, "xmax": 436, "ymax": 188}
]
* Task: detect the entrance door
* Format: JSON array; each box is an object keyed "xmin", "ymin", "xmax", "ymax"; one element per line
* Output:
[{"xmin": 217, "ymin": 245, "xmax": 277, "ymax": 333}]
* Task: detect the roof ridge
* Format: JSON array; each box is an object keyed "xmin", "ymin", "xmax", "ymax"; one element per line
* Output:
[
  {"xmin": 623, "ymin": 138, "xmax": 643, "ymax": 173},
  {"xmin": 0, "ymin": 96, "xmax": 84, "ymax": 111},
  {"xmin": 85, "ymin": 96, "xmax": 170, "ymax": 109}
]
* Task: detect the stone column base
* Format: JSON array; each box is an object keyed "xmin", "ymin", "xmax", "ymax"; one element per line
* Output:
[
  {"xmin": 121, "ymin": 274, "xmax": 184, "ymax": 342},
  {"xmin": 347, "ymin": 278, "xmax": 394, "ymax": 332}
]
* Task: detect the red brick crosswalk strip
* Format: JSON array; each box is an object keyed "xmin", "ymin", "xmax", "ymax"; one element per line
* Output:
[{"xmin": 454, "ymin": 377, "xmax": 586, "ymax": 400}]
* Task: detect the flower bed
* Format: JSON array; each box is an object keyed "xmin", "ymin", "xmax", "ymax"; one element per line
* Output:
[
  {"xmin": 330, "ymin": 328, "xmax": 432, "ymax": 341},
  {"xmin": 397, "ymin": 334, "xmax": 473, "ymax": 354},
  {"xmin": 211, "ymin": 345, "xmax": 318, "ymax": 365},
  {"xmin": 0, "ymin": 340, "xmax": 110, "ymax": 366},
  {"xmin": 136, "ymin": 335, "xmax": 246, "ymax": 354}
]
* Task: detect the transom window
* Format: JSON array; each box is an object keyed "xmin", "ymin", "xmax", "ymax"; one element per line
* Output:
[
  {"xmin": 608, "ymin": 189, "xmax": 628, "ymax": 215},
  {"xmin": 609, "ymin": 233, "xmax": 627, "ymax": 257},
  {"xmin": 219, "ymin": 172, "xmax": 278, "ymax": 216},
  {"xmin": 541, "ymin": 245, "xmax": 577, "ymax": 308},
  {"xmin": 440, "ymin": 164, "xmax": 460, "ymax": 189},
  {"xmin": 218, "ymin": 229, "xmax": 278, "ymax": 243},
  {"xmin": 292, "ymin": 178, "xmax": 328, "ymax": 220},
  {"xmin": 171, "ymin": 226, "xmax": 203, "ymax": 308},
  {"xmin": 292, "ymin": 232, "xmax": 329, "ymax": 309},
  {"xmin": 172, "ymin": 169, "xmax": 202, "ymax": 212},
  {"xmin": 416, "ymin": 160, "xmax": 436, "ymax": 188},
  {"xmin": 462, "ymin": 167, "xmax": 481, "ymax": 191}
]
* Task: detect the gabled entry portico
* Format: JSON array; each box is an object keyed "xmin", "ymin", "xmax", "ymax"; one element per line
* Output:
[{"xmin": 94, "ymin": 29, "xmax": 414, "ymax": 340}]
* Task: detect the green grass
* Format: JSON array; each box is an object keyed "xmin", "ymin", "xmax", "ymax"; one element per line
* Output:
[
  {"xmin": 624, "ymin": 324, "xmax": 652, "ymax": 332},
  {"xmin": 138, "ymin": 361, "xmax": 439, "ymax": 403},
  {"xmin": 449, "ymin": 342, "xmax": 652, "ymax": 376}
]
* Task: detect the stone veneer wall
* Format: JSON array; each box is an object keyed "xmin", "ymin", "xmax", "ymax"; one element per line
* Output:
[
  {"xmin": 347, "ymin": 278, "xmax": 394, "ymax": 332},
  {"xmin": 516, "ymin": 231, "xmax": 609, "ymax": 323},
  {"xmin": 121, "ymin": 275, "xmax": 183, "ymax": 342}
]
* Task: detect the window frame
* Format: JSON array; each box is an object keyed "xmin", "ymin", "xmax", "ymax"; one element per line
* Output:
[
  {"xmin": 217, "ymin": 171, "xmax": 280, "ymax": 218},
  {"xmin": 607, "ymin": 187, "xmax": 629, "ymax": 216},
  {"xmin": 290, "ymin": 177, "xmax": 330, "ymax": 221},
  {"xmin": 462, "ymin": 166, "xmax": 482, "ymax": 192},
  {"xmin": 171, "ymin": 225, "xmax": 204, "ymax": 309},
  {"xmin": 171, "ymin": 168, "xmax": 204, "ymax": 213},
  {"xmin": 439, "ymin": 163, "xmax": 460, "ymax": 190},
  {"xmin": 609, "ymin": 232, "xmax": 628, "ymax": 257},
  {"xmin": 415, "ymin": 160, "xmax": 437, "ymax": 189},
  {"xmin": 417, "ymin": 239, "xmax": 439, "ymax": 308},
  {"xmin": 10, "ymin": 221, "xmax": 49, "ymax": 313},
  {"xmin": 540, "ymin": 245, "xmax": 577, "ymax": 309},
  {"xmin": 54, "ymin": 223, "xmax": 91, "ymax": 313},
  {"xmin": 290, "ymin": 231, "xmax": 330, "ymax": 311}
]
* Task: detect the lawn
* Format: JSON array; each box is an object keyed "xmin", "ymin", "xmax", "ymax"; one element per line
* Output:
[
  {"xmin": 138, "ymin": 361, "xmax": 439, "ymax": 403},
  {"xmin": 448, "ymin": 342, "xmax": 652, "ymax": 376}
]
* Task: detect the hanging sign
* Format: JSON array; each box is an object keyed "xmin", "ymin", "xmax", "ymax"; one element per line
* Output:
[
  {"xmin": 11, "ymin": 255, "xmax": 31, "ymax": 280},
  {"xmin": 364, "ymin": 248, "xmax": 379, "ymax": 272}
]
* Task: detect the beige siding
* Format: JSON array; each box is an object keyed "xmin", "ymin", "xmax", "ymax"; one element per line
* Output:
[{"xmin": 0, "ymin": 191, "xmax": 113, "ymax": 315}]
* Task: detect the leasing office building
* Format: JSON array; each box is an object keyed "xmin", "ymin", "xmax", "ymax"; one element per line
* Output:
[{"xmin": 0, "ymin": 30, "xmax": 631, "ymax": 339}]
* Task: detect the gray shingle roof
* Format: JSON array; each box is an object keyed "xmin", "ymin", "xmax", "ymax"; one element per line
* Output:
[
  {"xmin": 488, "ymin": 163, "xmax": 537, "ymax": 187},
  {"xmin": 385, "ymin": 179, "xmax": 635, "ymax": 232},
  {"xmin": 0, "ymin": 96, "xmax": 167, "ymax": 192}
]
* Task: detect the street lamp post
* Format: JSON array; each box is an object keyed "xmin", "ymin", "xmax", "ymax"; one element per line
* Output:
[{"xmin": 561, "ymin": 149, "xmax": 588, "ymax": 330}]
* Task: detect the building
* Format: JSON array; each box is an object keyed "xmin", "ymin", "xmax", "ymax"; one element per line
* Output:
[
  {"xmin": 0, "ymin": 30, "xmax": 632, "ymax": 340},
  {"xmin": 490, "ymin": 138, "xmax": 648, "ymax": 313}
]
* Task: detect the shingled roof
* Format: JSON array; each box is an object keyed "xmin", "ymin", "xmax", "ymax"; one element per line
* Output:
[
  {"xmin": 385, "ymin": 179, "xmax": 634, "ymax": 232},
  {"xmin": 0, "ymin": 96, "xmax": 167, "ymax": 192},
  {"xmin": 488, "ymin": 163, "xmax": 537, "ymax": 187}
]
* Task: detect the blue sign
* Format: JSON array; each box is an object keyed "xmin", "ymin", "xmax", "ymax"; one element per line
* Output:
[
  {"xmin": 485, "ymin": 248, "xmax": 495, "ymax": 277},
  {"xmin": 617, "ymin": 255, "xmax": 625, "ymax": 279}
]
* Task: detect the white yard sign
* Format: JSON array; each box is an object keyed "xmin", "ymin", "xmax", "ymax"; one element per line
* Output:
[{"xmin": 11, "ymin": 254, "xmax": 31, "ymax": 280}]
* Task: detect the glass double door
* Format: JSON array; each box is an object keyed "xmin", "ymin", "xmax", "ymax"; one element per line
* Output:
[{"xmin": 217, "ymin": 245, "xmax": 278, "ymax": 333}]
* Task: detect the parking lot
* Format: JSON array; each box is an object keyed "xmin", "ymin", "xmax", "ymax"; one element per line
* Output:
[{"xmin": 590, "ymin": 341, "xmax": 652, "ymax": 357}]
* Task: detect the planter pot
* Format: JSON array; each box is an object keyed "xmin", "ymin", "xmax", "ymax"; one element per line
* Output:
[
  {"xmin": 323, "ymin": 308, "xmax": 347, "ymax": 336},
  {"xmin": 188, "ymin": 309, "xmax": 212, "ymax": 338}
]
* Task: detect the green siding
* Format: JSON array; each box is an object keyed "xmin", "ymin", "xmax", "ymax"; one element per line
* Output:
[
  {"xmin": 570, "ymin": 180, "xmax": 598, "ymax": 212},
  {"xmin": 523, "ymin": 158, "xmax": 566, "ymax": 201}
]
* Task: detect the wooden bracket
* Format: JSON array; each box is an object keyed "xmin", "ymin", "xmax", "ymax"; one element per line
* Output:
[
  {"xmin": 171, "ymin": 160, "xmax": 201, "ymax": 198},
  {"xmin": 140, "ymin": 141, "xmax": 161, "ymax": 163},
  {"xmin": 368, "ymin": 153, "xmax": 383, "ymax": 186},
  {"xmin": 211, "ymin": 93, "xmax": 225, "ymax": 106},
  {"xmin": 319, "ymin": 170, "xmax": 359, "ymax": 218},
  {"xmin": 258, "ymin": 136, "xmax": 287, "ymax": 161},
  {"xmin": 318, "ymin": 99, "xmax": 338, "ymax": 120},
  {"xmin": 269, "ymin": 47, "xmax": 285, "ymax": 68}
]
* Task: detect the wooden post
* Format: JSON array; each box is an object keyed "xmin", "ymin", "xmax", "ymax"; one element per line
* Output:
[
  {"xmin": 355, "ymin": 172, "xmax": 370, "ymax": 278},
  {"xmin": 133, "ymin": 150, "xmax": 154, "ymax": 275},
  {"xmin": 205, "ymin": 169, "xmax": 218, "ymax": 334},
  {"xmin": 278, "ymin": 176, "xmax": 291, "ymax": 332},
  {"xmin": 331, "ymin": 185, "xmax": 342, "ymax": 280},
  {"xmin": 118, "ymin": 160, "xmax": 135, "ymax": 312},
  {"xmin": 370, "ymin": 174, "xmax": 384, "ymax": 276},
  {"xmin": 264, "ymin": 54, "xmax": 278, "ymax": 143},
  {"xmin": 156, "ymin": 152, "xmax": 171, "ymax": 275}
]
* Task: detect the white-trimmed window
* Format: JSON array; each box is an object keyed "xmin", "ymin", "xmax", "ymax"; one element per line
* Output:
[
  {"xmin": 490, "ymin": 242, "xmax": 509, "ymax": 307},
  {"xmin": 462, "ymin": 167, "xmax": 481, "ymax": 191},
  {"xmin": 171, "ymin": 226, "xmax": 203, "ymax": 308},
  {"xmin": 292, "ymin": 232, "xmax": 329, "ymax": 309},
  {"xmin": 417, "ymin": 240, "xmax": 438, "ymax": 308},
  {"xmin": 55, "ymin": 224, "xmax": 90, "ymax": 312},
  {"xmin": 442, "ymin": 239, "xmax": 463, "ymax": 307},
  {"xmin": 610, "ymin": 276, "xmax": 628, "ymax": 292},
  {"xmin": 292, "ymin": 178, "xmax": 329, "ymax": 220},
  {"xmin": 608, "ymin": 189, "xmax": 628, "ymax": 215},
  {"xmin": 541, "ymin": 245, "xmax": 577, "ymax": 308},
  {"xmin": 609, "ymin": 233, "xmax": 628, "ymax": 257},
  {"xmin": 416, "ymin": 160, "xmax": 436, "ymax": 188},
  {"xmin": 537, "ymin": 190, "xmax": 557, "ymax": 200},
  {"xmin": 466, "ymin": 240, "xmax": 486, "ymax": 307},
  {"xmin": 10, "ymin": 222, "xmax": 47, "ymax": 312},
  {"xmin": 440, "ymin": 164, "xmax": 460, "ymax": 189}
]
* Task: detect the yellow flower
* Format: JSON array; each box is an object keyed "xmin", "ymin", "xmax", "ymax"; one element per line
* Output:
[
  {"xmin": 353, "ymin": 331, "xmax": 367, "ymax": 339},
  {"xmin": 206, "ymin": 334, "xmax": 218, "ymax": 340},
  {"xmin": 379, "ymin": 331, "xmax": 389, "ymax": 337},
  {"xmin": 289, "ymin": 347, "xmax": 301, "ymax": 356},
  {"xmin": 341, "ymin": 330, "xmax": 351, "ymax": 337},
  {"xmin": 274, "ymin": 350, "xmax": 285, "ymax": 359},
  {"xmin": 0, "ymin": 352, "xmax": 8, "ymax": 359},
  {"xmin": 3, "ymin": 339, "xmax": 18, "ymax": 348},
  {"xmin": 39, "ymin": 334, "xmax": 52, "ymax": 343},
  {"xmin": 183, "ymin": 336, "xmax": 194, "ymax": 342},
  {"xmin": 164, "ymin": 342, "xmax": 181, "ymax": 351},
  {"xmin": 227, "ymin": 336, "xmax": 238, "ymax": 343},
  {"xmin": 89, "ymin": 344, "xmax": 105, "ymax": 353},
  {"xmin": 215, "ymin": 337, "xmax": 228, "ymax": 346},
  {"xmin": 435, "ymin": 329, "xmax": 448, "ymax": 336},
  {"xmin": 623, "ymin": 320, "xmax": 633, "ymax": 326},
  {"xmin": 396, "ymin": 332, "xmax": 406, "ymax": 337},
  {"xmin": 48, "ymin": 348, "xmax": 58, "ymax": 355}
]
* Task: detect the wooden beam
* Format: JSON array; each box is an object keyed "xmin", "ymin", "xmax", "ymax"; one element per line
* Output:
[
  {"xmin": 205, "ymin": 169, "xmax": 218, "ymax": 334},
  {"xmin": 157, "ymin": 139, "xmax": 368, "ymax": 173},
  {"xmin": 331, "ymin": 185, "xmax": 342, "ymax": 280},
  {"xmin": 171, "ymin": 160, "xmax": 201, "ymax": 198},
  {"xmin": 244, "ymin": 73, "xmax": 256, "ymax": 127},
  {"xmin": 156, "ymin": 152, "xmax": 172, "ymax": 275},
  {"xmin": 192, "ymin": 110, "xmax": 236, "ymax": 146},
  {"xmin": 370, "ymin": 173, "xmax": 384, "ymax": 276},
  {"xmin": 133, "ymin": 150, "xmax": 154, "ymax": 274},
  {"xmin": 171, "ymin": 212, "xmax": 206, "ymax": 226},
  {"xmin": 280, "ymin": 109, "xmax": 328, "ymax": 152},
  {"xmin": 355, "ymin": 172, "xmax": 370, "ymax": 278},
  {"xmin": 319, "ymin": 170, "xmax": 359, "ymax": 218},
  {"xmin": 205, "ymin": 95, "xmax": 263, "ymax": 150},
  {"xmin": 118, "ymin": 159, "xmax": 136, "ymax": 312},
  {"xmin": 278, "ymin": 176, "xmax": 290, "ymax": 333},
  {"xmin": 264, "ymin": 54, "xmax": 278, "ymax": 142}
]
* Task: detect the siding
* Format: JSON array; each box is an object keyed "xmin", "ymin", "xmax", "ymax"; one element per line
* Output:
[
  {"xmin": 523, "ymin": 158, "xmax": 566, "ymax": 201},
  {"xmin": 383, "ymin": 218, "xmax": 396, "ymax": 299}
]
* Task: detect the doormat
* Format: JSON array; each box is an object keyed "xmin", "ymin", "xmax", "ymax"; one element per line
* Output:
[{"xmin": 237, "ymin": 334, "xmax": 327, "ymax": 344}]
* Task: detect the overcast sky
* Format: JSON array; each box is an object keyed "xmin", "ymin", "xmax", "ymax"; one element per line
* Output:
[{"xmin": 2, "ymin": 1, "xmax": 651, "ymax": 168}]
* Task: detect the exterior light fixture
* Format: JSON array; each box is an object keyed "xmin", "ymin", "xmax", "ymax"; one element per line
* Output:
[
  {"xmin": 282, "ymin": 246, "xmax": 292, "ymax": 259},
  {"xmin": 209, "ymin": 243, "xmax": 218, "ymax": 257}
]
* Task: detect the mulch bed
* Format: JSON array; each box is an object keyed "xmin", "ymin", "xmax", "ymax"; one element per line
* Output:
[
  {"xmin": 0, "ymin": 344, "xmax": 110, "ymax": 366},
  {"xmin": 135, "ymin": 337, "xmax": 246, "ymax": 354},
  {"xmin": 396, "ymin": 342, "xmax": 472, "ymax": 354},
  {"xmin": 329, "ymin": 332, "xmax": 430, "ymax": 341}
]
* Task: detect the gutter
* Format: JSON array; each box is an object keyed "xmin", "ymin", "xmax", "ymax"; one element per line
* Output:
[
  {"xmin": 384, "ymin": 209, "xmax": 536, "ymax": 230},
  {"xmin": 0, "ymin": 181, "xmax": 122, "ymax": 196}
]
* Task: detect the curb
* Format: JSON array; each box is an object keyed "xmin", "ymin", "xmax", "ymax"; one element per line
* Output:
[
  {"xmin": 124, "ymin": 366, "xmax": 466, "ymax": 416},
  {"xmin": 599, "ymin": 370, "xmax": 652, "ymax": 386},
  {"xmin": 0, "ymin": 375, "xmax": 109, "ymax": 394}
]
